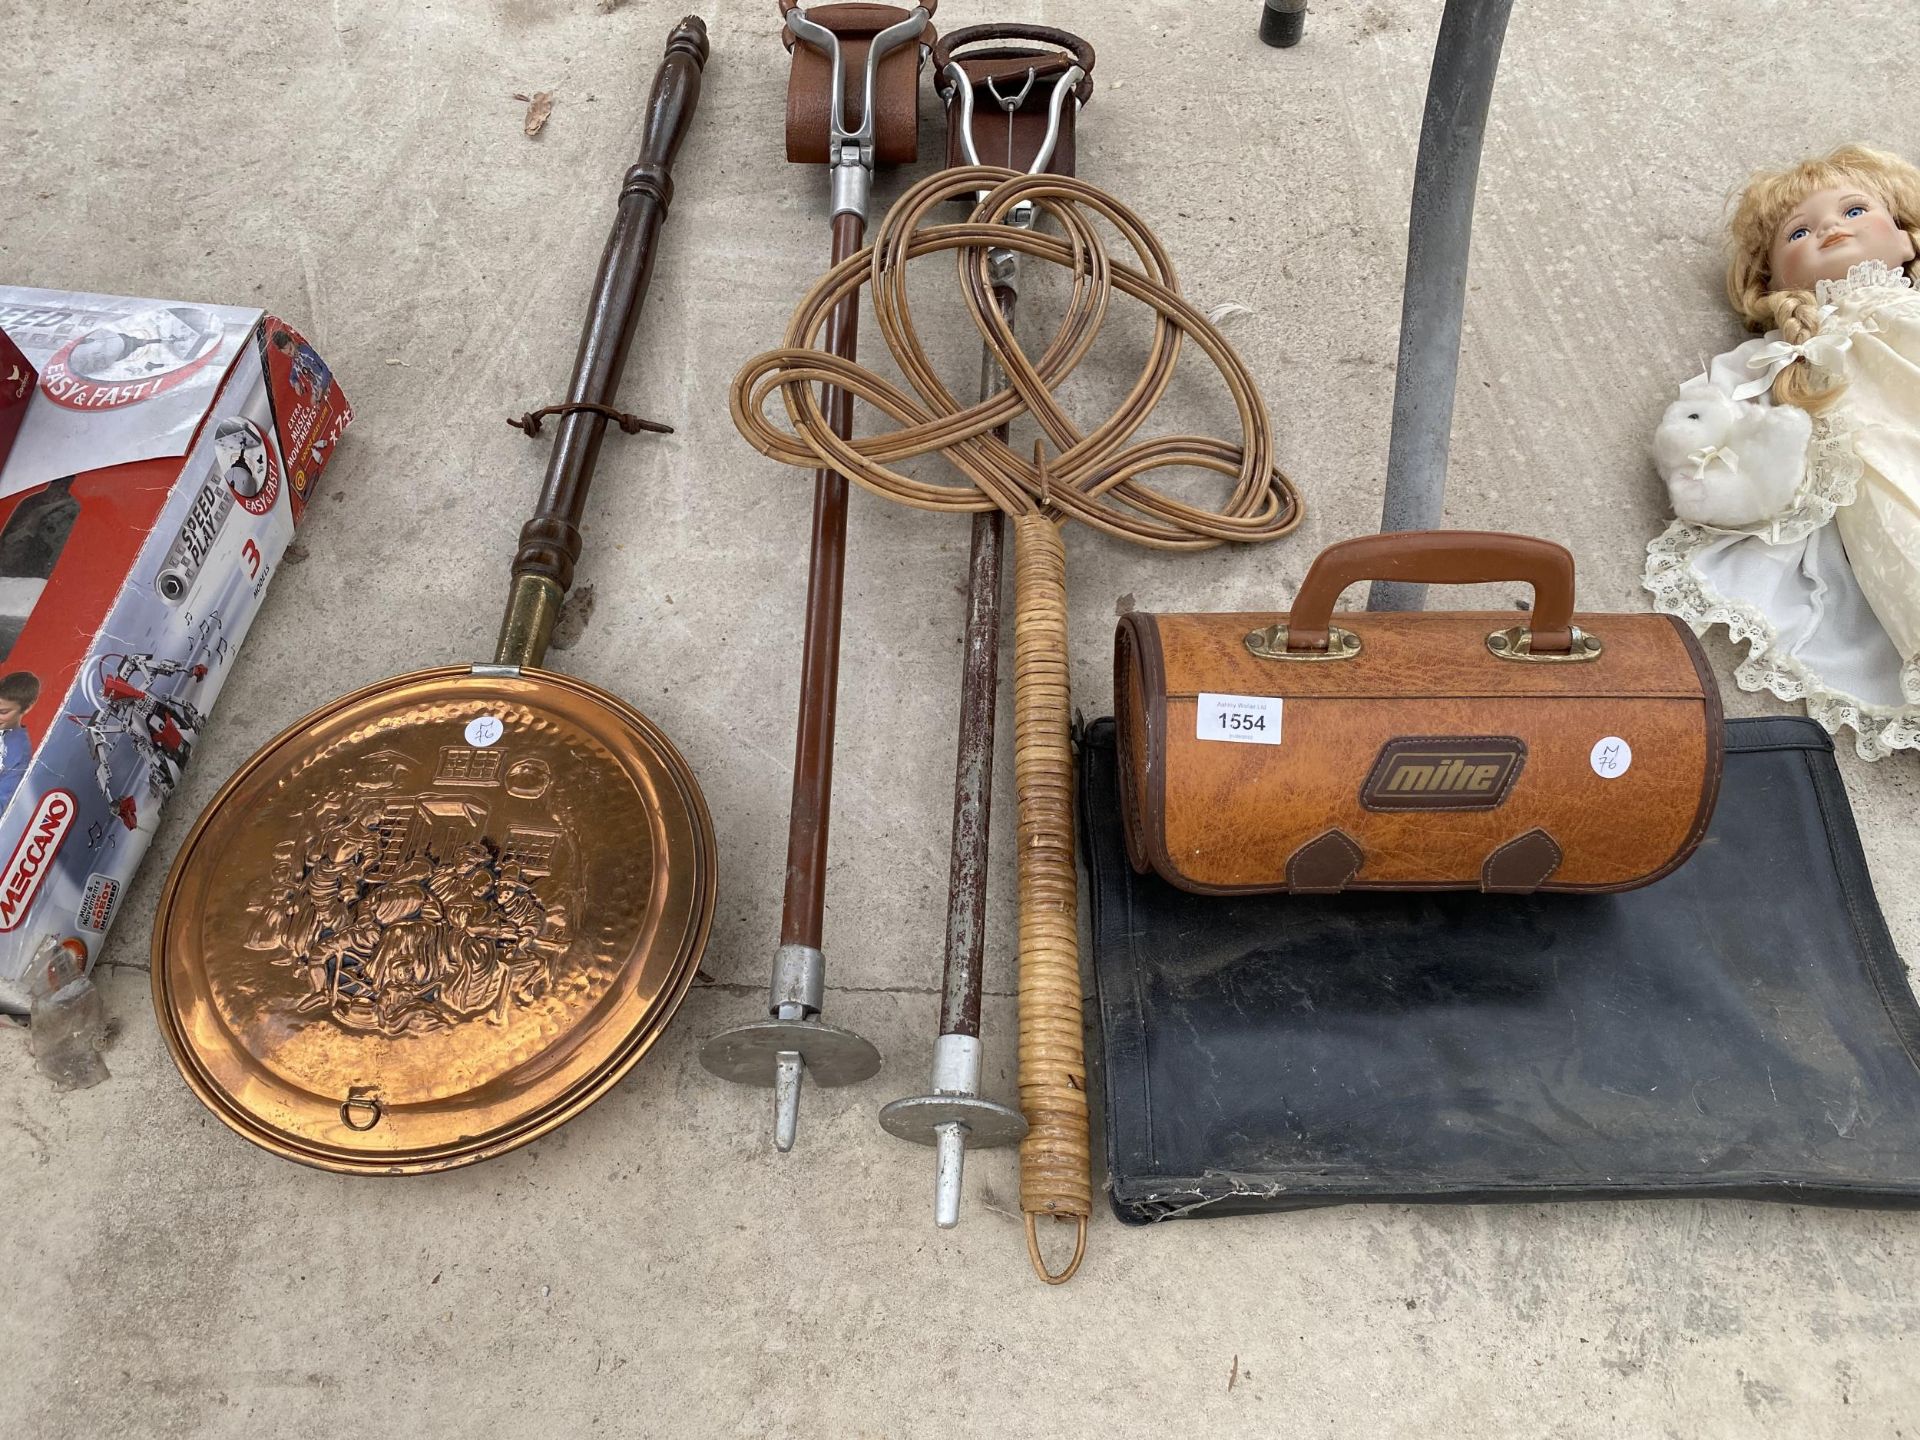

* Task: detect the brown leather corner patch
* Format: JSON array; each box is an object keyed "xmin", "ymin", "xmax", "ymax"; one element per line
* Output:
[
  {"xmin": 1286, "ymin": 828, "xmax": 1365, "ymax": 894},
  {"xmin": 1482, "ymin": 829, "xmax": 1563, "ymax": 894},
  {"xmin": 1361, "ymin": 736, "xmax": 1527, "ymax": 812}
]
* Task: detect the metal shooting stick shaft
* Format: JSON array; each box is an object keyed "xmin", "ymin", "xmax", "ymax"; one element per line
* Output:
[
  {"xmin": 1368, "ymin": 0, "xmax": 1512, "ymax": 614},
  {"xmin": 497, "ymin": 17, "xmax": 709, "ymax": 671},
  {"xmin": 783, "ymin": 201, "xmax": 864, "ymax": 961},
  {"xmin": 880, "ymin": 27, "xmax": 1097, "ymax": 1236},
  {"xmin": 944, "ymin": 307, "xmax": 1012, "ymax": 1027},
  {"xmin": 700, "ymin": 2, "xmax": 936, "ymax": 1150}
]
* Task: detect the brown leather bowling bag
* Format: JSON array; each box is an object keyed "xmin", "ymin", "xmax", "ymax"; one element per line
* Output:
[{"xmin": 1113, "ymin": 531, "xmax": 1723, "ymax": 896}]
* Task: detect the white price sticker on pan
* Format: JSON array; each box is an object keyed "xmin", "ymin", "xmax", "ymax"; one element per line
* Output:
[{"xmin": 1196, "ymin": 693, "xmax": 1283, "ymax": 745}]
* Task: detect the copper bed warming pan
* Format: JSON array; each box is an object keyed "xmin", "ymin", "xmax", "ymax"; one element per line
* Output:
[{"xmin": 150, "ymin": 18, "xmax": 716, "ymax": 1174}]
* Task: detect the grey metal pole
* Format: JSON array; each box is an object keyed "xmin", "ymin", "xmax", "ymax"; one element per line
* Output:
[{"xmin": 1368, "ymin": 0, "xmax": 1513, "ymax": 613}]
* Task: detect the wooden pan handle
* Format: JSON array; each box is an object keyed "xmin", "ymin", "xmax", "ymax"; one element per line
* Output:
[
  {"xmin": 497, "ymin": 18, "xmax": 710, "ymax": 670},
  {"xmin": 504, "ymin": 17, "xmax": 710, "ymax": 607},
  {"xmin": 639, "ymin": 18, "xmax": 711, "ymax": 176}
]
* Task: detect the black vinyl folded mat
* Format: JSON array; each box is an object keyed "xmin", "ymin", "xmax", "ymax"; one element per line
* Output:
[{"xmin": 1078, "ymin": 716, "xmax": 1920, "ymax": 1223}]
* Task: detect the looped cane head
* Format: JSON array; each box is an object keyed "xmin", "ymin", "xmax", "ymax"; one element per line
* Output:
[
  {"xmin": 956, "ymin": 178, "xmax": 1114, "ymax": 472},
  {"xmin": 729, "ymin": 167, "xmax": 1304, "ymax": 553}
]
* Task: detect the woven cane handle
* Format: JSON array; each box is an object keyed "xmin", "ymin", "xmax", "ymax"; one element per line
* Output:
[{"xmin": 1012, "ymin": 513, "xmax": 1090, "ymax": 1282}]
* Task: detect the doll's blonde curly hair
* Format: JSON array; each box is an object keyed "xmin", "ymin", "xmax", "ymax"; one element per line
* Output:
[{"xmin": 1727, "ymin": 143, "xmax": 1920, "ymax": 413}]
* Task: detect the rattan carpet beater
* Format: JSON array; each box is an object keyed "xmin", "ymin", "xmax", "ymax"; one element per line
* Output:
[{"xmin": 732, "ymin": 165, "xmax": 1303, "ymax": 1280}]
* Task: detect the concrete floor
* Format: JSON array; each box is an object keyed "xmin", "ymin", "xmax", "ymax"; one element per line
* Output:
[{"xmin": 5, "ymin": 0, "xmax": 1920, "ymax": 1434}]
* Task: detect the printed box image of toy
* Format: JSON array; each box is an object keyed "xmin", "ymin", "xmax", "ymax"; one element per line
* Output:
[{"xmin": 0, "ymin": 287, "xmax": 352, "ymax": 1011}]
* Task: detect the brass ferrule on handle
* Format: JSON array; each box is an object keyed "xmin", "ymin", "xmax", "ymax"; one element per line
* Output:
[{"xmin": 495, "ymin": 573, "xmax": 565, "ymax": 670}]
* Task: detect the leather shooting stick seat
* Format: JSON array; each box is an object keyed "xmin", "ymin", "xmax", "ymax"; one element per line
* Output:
[
  {"xmin": 700, "ymin": 1, "xmax": 935, "ymax": 1153},
  {"xmin": 782, "ymin": 2, "xmax": 934, "ymax": 167},
  {"xmin": 932, "ymin": 24, "xmax": 1095, "ymax": 175}
]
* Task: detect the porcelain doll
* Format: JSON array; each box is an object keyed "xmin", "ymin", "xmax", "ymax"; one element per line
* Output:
[{"xmin": 1645, "ymin": 144, "xmax": 1920, "ymax": 758}]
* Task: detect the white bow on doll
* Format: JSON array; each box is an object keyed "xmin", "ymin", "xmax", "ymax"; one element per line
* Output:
[{"xmin": 1731, "ymin": 307, "xmax": 1858, "ymax": 399}]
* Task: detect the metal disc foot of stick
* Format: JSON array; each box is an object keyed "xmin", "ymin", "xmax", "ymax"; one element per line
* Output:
[
  {"xmin": 882, "ymin": 996, "xmax": 1028, "ymax": 1220},
  {"xmin": 880, "ymin": 1093, "xmax": 1028, "ymax": 1226},
  {"xmin": 702, "ymin": 1017, "xmax": 881, "ymax": 1151}
]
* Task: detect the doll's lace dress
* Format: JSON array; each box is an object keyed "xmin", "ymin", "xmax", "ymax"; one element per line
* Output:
[{"xmin": 1645, "ymin": 261, "xmax": 1920, "ymax": 760}]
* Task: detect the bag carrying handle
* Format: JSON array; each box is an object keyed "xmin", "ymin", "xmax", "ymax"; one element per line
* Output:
[{"xmin": 1284, "ymin": 530, "xmax": 1577, "ymax": 654}]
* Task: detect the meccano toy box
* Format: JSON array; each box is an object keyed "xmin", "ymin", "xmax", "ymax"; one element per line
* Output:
[{"xmin": 0, "ymin": 287, "xmax": 351, "ymax": 1011}]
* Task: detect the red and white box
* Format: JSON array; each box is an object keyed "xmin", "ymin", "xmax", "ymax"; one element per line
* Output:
[{"xmin": 0, "ymin": 287, "xmax": 351, "ymax": 1011}]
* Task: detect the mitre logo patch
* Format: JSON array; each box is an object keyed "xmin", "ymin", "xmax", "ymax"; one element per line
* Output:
[{"xmin": 1361, "ymin": 737, "xmax": 1526, "ymax": 812}]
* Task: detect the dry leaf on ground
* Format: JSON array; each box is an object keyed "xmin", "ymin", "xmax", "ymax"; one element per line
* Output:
[{"xmin": 524, "ymin": 91, "xmax": 555, "ymax": 138}]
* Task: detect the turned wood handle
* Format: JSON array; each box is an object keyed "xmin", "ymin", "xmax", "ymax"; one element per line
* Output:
[
  {"xmin": 639, "ymin": 18, "xmax": 711, "ymax": 177},
  {"xmin": 507, "ymin": 17, "xmax": 710, "ymax": 598}
]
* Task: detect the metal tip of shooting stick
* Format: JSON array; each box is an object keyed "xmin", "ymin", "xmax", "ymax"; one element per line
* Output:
[
  {"xmin": 773, "ymin": 1051, "xmax": 804, "ymax": 1153},
  {"xmin": 934, "ymin": 1122, "xmax": 966, "ymax": 1228},
  {"xmin": 879, "ymin": 1087, "xmax": 1027, "ymax": 1227}
]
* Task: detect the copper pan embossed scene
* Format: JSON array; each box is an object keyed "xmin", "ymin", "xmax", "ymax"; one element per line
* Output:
[{"xmin": 151, "ymin": 18, "xmax": 717, "ymax": 1175}]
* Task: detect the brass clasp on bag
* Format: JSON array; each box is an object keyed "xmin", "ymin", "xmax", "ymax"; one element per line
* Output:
[
  {"xmin": 1486, "ymin": 625, "xmax": 1603, "ymax": 663},
  {"xmin": 1245, "ymin": 624, "xmax": 1363, "ymax": 661}
]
